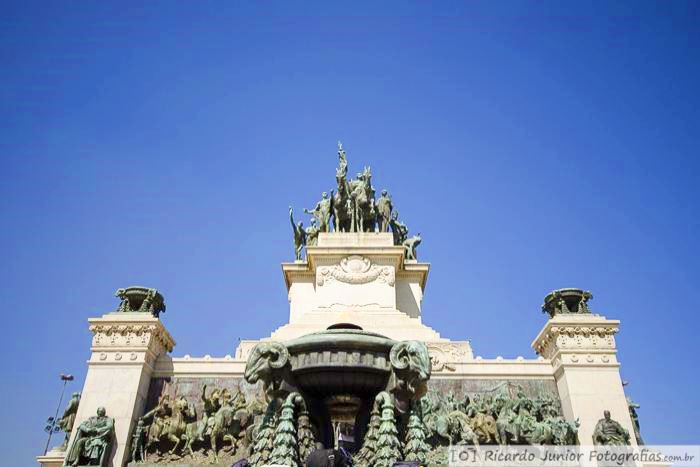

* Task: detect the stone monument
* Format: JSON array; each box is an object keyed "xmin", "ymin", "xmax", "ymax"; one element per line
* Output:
[{"xmin": 37, "ymin": 143, "xmax": 646, "ymax": 467}]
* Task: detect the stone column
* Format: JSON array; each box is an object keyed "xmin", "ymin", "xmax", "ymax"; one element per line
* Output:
[
  {"xmin": 532, "ymin": 312, "xmax": 637, "ymax": 447},
  {"xmin": 67, "ymin": 312, "xmax": 175, "ymax": 467}
]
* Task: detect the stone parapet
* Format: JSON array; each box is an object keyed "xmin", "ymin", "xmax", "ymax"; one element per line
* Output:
[{"xmin": 151, "ymin": 348, "xmax": 559, "ymax": 381}]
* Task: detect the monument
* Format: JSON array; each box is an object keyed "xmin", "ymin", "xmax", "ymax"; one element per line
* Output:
[{"xmin": 38, "ymin": 143, "xmax": 645, "ymax": 466}]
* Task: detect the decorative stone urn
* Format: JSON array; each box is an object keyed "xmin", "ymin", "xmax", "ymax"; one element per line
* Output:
[
  {"xmin": 114, "ymin": 286, "xmax": 166, "ymax": 317},
  {"xmin": 542, "ymin": 288, "xmax": 593, "ymax": 317}
]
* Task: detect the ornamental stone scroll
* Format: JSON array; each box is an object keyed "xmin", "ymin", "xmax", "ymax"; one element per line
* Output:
[{"xmin": 316, "ymin": 255, "xmax": 395, "ymax": 287}]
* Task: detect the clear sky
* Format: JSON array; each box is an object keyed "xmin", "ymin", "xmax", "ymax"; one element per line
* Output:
[{"xmin": 1, "ymin": 1, "xmax": 699, "ymax": 464}]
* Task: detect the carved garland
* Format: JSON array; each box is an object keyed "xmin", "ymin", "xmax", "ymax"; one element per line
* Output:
[{"xmin": 317, "ymin": 255, "xmax": 395, "ymax": 286}]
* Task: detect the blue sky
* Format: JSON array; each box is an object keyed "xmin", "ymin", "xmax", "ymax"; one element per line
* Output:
[{"xmin": 1, "ymin": 1, "xmax": 699, "ymax": 463}]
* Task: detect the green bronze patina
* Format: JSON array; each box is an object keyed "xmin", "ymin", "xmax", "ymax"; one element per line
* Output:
[
  {"xmin": 593, "ymin": 410, "xmax": 631, "ymax": 446},
  {"xmin": 135, "ymin": 338, "xmax": 585, "ymax": 466},
  {"xmin": 288, "ymin": 206, "xmax": 306, "ymax": 261},
  {"xmin": 542, "ymin": 288, "xmax": 593, "ymax": 317},
  {"xmin": 64, "ymin": 407, "xmax": 114, "ymax": 467},
  {"xmin": 56, "ymin": 392, "xmax": 81, "ymax": 450},
  {"xmin": 115, "ymin": 286, "xmax": 166, "ymax": 318},
  {"xmin": 627, "ymin": 396, "xmax": 644, "ymax": 445},
  {"xmin": 289, "ymin": 142, "xmax": 422, "ymax": 259},
  {"xmin": 241, "ymin": 327, "xmax": 431, "ymax": 458}
]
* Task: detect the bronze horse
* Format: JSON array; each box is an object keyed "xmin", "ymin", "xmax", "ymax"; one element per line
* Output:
[
  {"xmin": 349, "ymin": 166, "xmax": 376, "ymax": 232},
  {"xmin": 332, "ymin": 169, "xmax": 353, "ymax": 232}
]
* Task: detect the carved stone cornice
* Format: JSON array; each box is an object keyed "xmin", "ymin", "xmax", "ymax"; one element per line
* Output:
[
  {"xmin": 532, "ymin": 315, "xmax": 619, "ymax": 363},
  {"xmin": 88, "ymin": 315, "xmax": 175, "ymax": 358}
]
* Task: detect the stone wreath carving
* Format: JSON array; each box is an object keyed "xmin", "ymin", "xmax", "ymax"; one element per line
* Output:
[
  {"xmin": 427, "ymin": 343, "xmax": 471, "ymax": 372},
  {"xmin": 316, "ymin": 255, "xmax": 395, "ymax": 286}
]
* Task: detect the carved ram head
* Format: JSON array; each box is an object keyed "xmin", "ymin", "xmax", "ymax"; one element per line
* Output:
[
  {"xmin": 244, "ymin": 342, "xmax": 291, "ymax": 396},
  {"xmin": 389, "ymin": 340, "xmax": 431, "ymax": 401}
]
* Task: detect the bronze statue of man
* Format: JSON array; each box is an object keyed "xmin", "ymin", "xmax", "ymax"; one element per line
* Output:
[
  {"xmin": 592, "ymin": 410, "xmax": 631, "ymax": 445},
  {"xmin": 140, "ymin": 393, "xmax": 171, "ymax": 448},
  {"xmin": 337, "ymin": 141, "xmax": 348, "ymax": 178},
  {"xmin": 403, "ymin": 234, "xmax": 422, "ymax": 260},
  {"xmin": 389, "ymin": 211, "xmax": 408, "ymax": 246},
  {"xmin": 627, "ymin": 397, "xmax": 644, "ymax": 445},
  {"xmin": 57, "ymin": 392, "xmax": 81, "ymax": 449},
  {"xmin": 289, "ymin": 207, "xmax": 306, "ymax": 261},
  {"xmin": 198, "ymin": 385, "xmax": 221, "ymax": 442},
  {"xmin": 376, "ymin": 190, "xmax": 393, "ymax": 232},
  {"xmin": 63, "ymin": 407, "xmax": 114, "ymax": 467},
  {"xmin": 304, "ymin": 192, "xmax": 332, "ymax": 232},
  {"xmin": 130, "ymin": 418, "xmax": 146, "ymax": 463},
  {"xmin": 305, "ymin": 218, "xmax": 320, "ymax": 247}
]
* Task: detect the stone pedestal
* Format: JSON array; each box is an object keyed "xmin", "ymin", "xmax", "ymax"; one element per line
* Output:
[
  {"xmin": 36, "ymin": 448, "xmax": 65, "ymax": 467},
  {"xmin": 272, "ymin": 232, "xmax": 444, "ymax": 342},
  {"xmin": 67, "ymin": 313, "xmax": 175, "ymax": 467},
  {"xmin": 532, "ymin": 313, "xmax": 637, "ymax": 447}
]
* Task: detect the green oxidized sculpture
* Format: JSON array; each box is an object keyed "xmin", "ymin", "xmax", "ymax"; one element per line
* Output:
[
  {"xmin": 389, "ymin": 211, "xmax": 409, "ymax": 246},
  {"xmin": 305, "ymin": 192, "xmax": 332, "ymax": 233},
  {"xmin": 57, "ymin": 392, "xmax": 81, "ymax": 450},
  {"xmin": 403, "ymin": 234, "xmax": 422, "ymax": 261},
  {"xmin": 289, "ymin": 207, "xmax": 306, "ymax": 261},
  {"xmin": 115, "ymin": 287, "xmax": 166, "ymax": 318},
  {"xmin": 129, "ymin": 418, "xmax": 146, "ymax": 463},
  {"xmin": 421, "ymin": 385, "xmax": 579, "ymax": 449},
  {"xmin": 296, "ymin": 397, "xmax": 318, "ymax": 465},
  {"xmin": 244, "ymin": 341, "xmax": 293, "ymax": 402},
  {"xmin": 354, "ymin": 400, "xmax": 381, "ymax": 467},
  {"xmin": 305, "ymin": 218, "xmax": 320, "ymax": 247},
  {"xmin": 627, "ymin": 396, "xmax": 644, "ymax": 445},
  {"xmin": 388, "ymin": 340, "xmax": 431, "ymax": 411},
  {"xmin": 270, "ymin": 393, "xmax": 301, "ymax": 467},
  {"xmin": 593, "ymin": 410, "xmax": 631, "ymax": 446},
  {"xmin": 337, "ymin": 141, "xmax": 348, "ymax": 177},
  {"xmin": 63, "ymin": 407, "xmax": 114, "ymax": 467},
  {"xmin": 249, "ymin": 408, "xmax": 277, "ymax": 467},
  {"xmin": 403, "ymin": 402, "xmax": 429, "ymax": 464},
  {"xmin": 542, "ymin": 288, "xmax": 593, "ymax": 318},
  {"xmin": 376, "ymin": 190, "xmax": 393, "ymax": 232},
  {"xmin": 287, "ymin": 143, "xmax": 422, "ymax": 257},
  {"xmin": 135, "ymin": 386, "xmax": 260, "ymax": 464},
  {"xmin": 374, "ymin": 392, "xmax": 402, "ymax": 467}
]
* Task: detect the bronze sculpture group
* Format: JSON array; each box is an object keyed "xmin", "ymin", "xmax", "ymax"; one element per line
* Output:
[
  {"xmin": 290, "ymin": 143, "xmax": 422, "ymax": 260},
  {"xmin": 420, "ymin": 387, "xmax": 579, "ymax": 451},
  {"xmin": 130, "ymin": 386, "xmax": 265, "ymax": 464}
]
